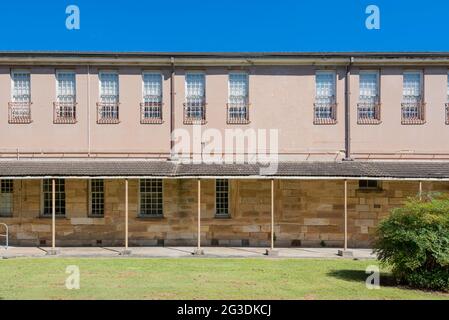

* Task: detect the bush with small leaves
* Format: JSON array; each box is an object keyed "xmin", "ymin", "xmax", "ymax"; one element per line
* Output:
[{"xmin": 374, "ymin": 193, "xmax": 449, "ymax": 292}]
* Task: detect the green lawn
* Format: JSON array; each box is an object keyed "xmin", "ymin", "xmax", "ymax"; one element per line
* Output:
[{"xmin": 0, "ymin": 258, "xmax": 448, "ymax": 300}]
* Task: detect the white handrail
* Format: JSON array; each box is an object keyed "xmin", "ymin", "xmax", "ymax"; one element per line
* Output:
[{"xmin": 0, "ymin": 223, "xmax": 8, "ymax": 250}]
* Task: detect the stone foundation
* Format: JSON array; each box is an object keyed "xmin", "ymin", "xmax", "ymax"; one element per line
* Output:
[{"xmin": 1, "ymin": 179, "xmax": 447, "ymax": 248}]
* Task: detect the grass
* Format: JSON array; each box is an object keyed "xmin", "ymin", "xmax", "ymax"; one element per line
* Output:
[{"xmin": 0, "ymin": 258, "xmax": 448, "ymax": 300}]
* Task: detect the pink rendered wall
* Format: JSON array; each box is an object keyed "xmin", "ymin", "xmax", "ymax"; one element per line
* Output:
[{"xmin": 0, "ymin": 64, "xmax": 448, "ymax": 160}]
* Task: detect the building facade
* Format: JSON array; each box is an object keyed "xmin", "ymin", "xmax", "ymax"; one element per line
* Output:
[{"xmin": 0, "ymin": 52, "xmax": 449, "ymax": 249}]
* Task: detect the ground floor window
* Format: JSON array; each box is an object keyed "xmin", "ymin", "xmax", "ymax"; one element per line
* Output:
[
  {"xmin": 359, "ymin": 180, "xmax": 381, "ymax": 190},
  {"xmin": 0, "ymin": 180, "xmax": 13, "ymax": 217},
  {"xmin": 139, "ymin": 179, "xmax": 163, "ymax": 217},
  {"xmin": 42, "ymin": 179, "xmax": 66, "ymax": 216},
  {"xmin": 215, "ymin": 179, "xmax": 230, "ymax": 217},
  {"xmin": 90, "ymin": 179, "xmax": 104, "ymax": 217}
]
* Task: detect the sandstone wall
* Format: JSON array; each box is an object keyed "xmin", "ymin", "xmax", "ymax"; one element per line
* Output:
[{"xmin": 1, "ymin": 179, "xmax": 447, "ymax": 248}]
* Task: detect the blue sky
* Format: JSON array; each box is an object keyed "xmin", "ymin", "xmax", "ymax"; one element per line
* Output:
[{"xmin": 0, "ymin": 0, "xmax": 446, "ymax": 52}]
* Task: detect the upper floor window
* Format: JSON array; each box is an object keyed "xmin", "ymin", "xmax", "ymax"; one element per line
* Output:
[
  {"xmin": 184, "ymin": 73, "xmax": 206, "ymax": 124},
  {"xmin": 227, "ymin": 73, "xmax": 249, "ymax": 124},
  {"xmin": 358, "ymin": 71, "xmax": 381, "ymax": 124},
  {"xmin": 314, "ymin": 71, "xmax": 337, "ymax": 124},
  {"xmin": 54, "ymin": 71, "xmax": 77, "ymax": 124},
  {"xmin": 9, "ymin": 70, "xmax": 32, "ymax": 124},
  {"xmin": 139, "ymin": 179, "xmax": 163, "ymax": 217},
  {"xmin": 141, "ymin": 72, "xmax": 163, "ymax": 124},
  {"xmin": 0, "ymin": 180, "xmax": 13, "ymax": 217},
  {"xmin": 42, "ymin": 179, "xmax": 66, "ymax": 217},
  {"xmin": 446, "ymin": 73, "xmax": 449, "ymax": 125},
  {"xmin": 402, "ymin": 71, "xmax": 425, "ymax": 124},
  {"xmin": 98, "ymin": 71, "xmax": 120, "ymax": 124},
  {"xmin": 215, "ymin": 179, "xmax": 230, "ymax": 217}
]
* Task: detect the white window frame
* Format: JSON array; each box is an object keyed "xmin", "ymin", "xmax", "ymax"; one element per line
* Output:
[
  {"xmin": 402, "ymin": 70, "xmax": 423, "ymax": 101},
  {"xmin": 41, "ymin": 179, "xmax": 66, "ymax": 217},
  {"xmin": 11, "ymin": 69, "xmax": 31, "ymax": 103},
  {"xmin": 315, "ymin": 70, "xmax": 336, "ymax": 100},
  {"xmin": 359, "ymin": 70, "xmax": 380, "ymax": 102},
  {"xmin": 55, "ymin": 70, "xmax": 77, "ymax": 102},
  {"xmin": 88, "ymin": 179, "xmax": 105, "ymax": 217},
  {"xmin": 314, "ymin": 70, "xmax": 337, "ymax": 123},
  {"xmin": 184, "ymin": 72, "xmax": 206, "ymax": 123},
  {"xmin": 0, "ymin": 180, "xmax": 13, "ymax": 217},
  {"xmin": 141, "ymin": 71, "xmax": 163, "ymax": 123},
  {"xmin": 227, "ymin": 72, "xmax": 249, "ymax": 123},
  {"xmin": 215, "ymin": 179, "xmax": 230, "ymax": 218},
  {"xmin": 99, "ymin": 71, "xmax": 119, "ymax": 103},
  {"xmin": 138, "ymin": 179, "xmax": 164, "ymax": 217}
]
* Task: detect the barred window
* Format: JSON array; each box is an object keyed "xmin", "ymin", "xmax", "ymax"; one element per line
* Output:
[
  {"xmin": 215, "ymin": 179, "xmax": 229, "ymax": 217},
  {"xmin": 228, "ymin": 73, "xmax": 249, "ymax": 123},
  {"xmin": 359, "ymin": 180, "xmax": 380, "ymax": 190},
  {"xmin": 55, "ymin": 71, "xmax": 77, "ymax": 123},
  {"xmin": 185, "ymin": 73, "xmax": 206, "ymax": 122},
  {"xmin": 402, "ymin": 72, "xmax": 424, "ymax": 123},
  {"xmin": 142, "ymin": 73, "xmax": 163, "ymax": 121},
  {"xmin": 314, "ymin": 71, "xmax": 336, "ymax": 123},
  {"xmin": 100, "ymin": 72, "xmax": 119, "ymax": 103},
  {"xmin": 0, "ymin": 180, "xmax": 13, "ymax": 217},
  {"xmin": 12, "ymin": 71, "xmax": 31, "ymax": 103},
  {"xmin": 139, "ymin": 179, "xmax": 163, "ymax": 217},
  {"xmin": 358, "ymin": 71, "xmax": 380, "ymax": 123},
  {"xmin": 98, "ymin": 72, "xmax": 119, "ymax": 122},
  {"xmin": 42, "ymin": 179, "xmax": 66, "ymax": 216},
  {"xmin": 446, "ymin": 74, "xmax": 449, "ymax": 124},
  {"xmin": 57, "ymin": 71, "xmax": 76, "ymax": 103},
  {"xmin": 90, "ymin": 179, "xmax": 104, "ymax": 217}
]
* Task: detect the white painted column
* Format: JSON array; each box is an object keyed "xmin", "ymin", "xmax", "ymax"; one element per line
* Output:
[
  {"xmin": 125, "ymin": 179, "xmax": 129, "ymax": 250},
  {"xmin": 52, "ymin": 179, "xmax": 56, "ymax": 250},
  {"xmin": 419, "ymin": 181, "xmax": 423, "ymax": 201},
  {"xmin": 194, "ymin": 179, "xmax": 204, "ymax": 255},
  {"xmin": 344, "ymin": 179, "xmax": 348, "ymax": 251},
  {"xmin": 338, "ymin": 179, "xmax": 353, "ymax": 257},
  {"xmin": 271, "ymin": 179, "xmax": 275, "ymax": 251}
]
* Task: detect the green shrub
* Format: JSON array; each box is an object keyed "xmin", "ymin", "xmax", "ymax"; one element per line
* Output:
[{"xmin": 374, "ymin": 193, "xmax": 449, "ymax": 292}]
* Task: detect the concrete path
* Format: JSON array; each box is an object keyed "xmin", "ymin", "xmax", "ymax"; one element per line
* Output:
[{"xmin": 0, "ymin": 246, "xmax": 376, "ymax": 259}]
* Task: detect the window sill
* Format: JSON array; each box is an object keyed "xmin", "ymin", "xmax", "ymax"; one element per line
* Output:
[
  {"xmin": 38, "ymin": 215, "xmax": 67, "ymax": 219},
  {"xmin": 356, "ymin": 188, "xmax": 384, "ymax": 193},
  {"xmin": 214, "ymin": 215, "xmax": 231, "ymax": 219},
  {"xmin": 137, "ymin": 215, "xmax": 165, "ymax": 220},
  {"xmin": 357, "ymin": 120, "xmax": 382, "ymax": 125},
  {"xmin": 87, "ymin": 215, "xmax": 105, "ymax": 219}
]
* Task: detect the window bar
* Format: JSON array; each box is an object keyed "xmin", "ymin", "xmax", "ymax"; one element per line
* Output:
[
  {"xmin": 227, "ymin": 101, "xmax": 250, "ymax": 124},
  {"xmin": 357, "ymin": 102, "xmax": 381, "ymax": 124},
  {"xmin": 8, "ymin": 102, "xmax": 32, "ymax": 124},
  {"xmin": 53, "ymin": 101, "xmax": 77, "ymax": 124},
  {"xmin": 401, "ymin": 101, "xmax": 426, "ymax": 125},
  {"xmin": 140, "ymin": 98, "xmax": 163, "ymax": 124},
  {"xmin": 313, "ymin": 102, "xmax": 337, "ymax": 125},
  {"xmin": 183, "ymin": 98, "xmax": 207, "ymax": 125},
  {"xmin": 97, "ymin": 102, "xmax": 120, "ymax": 124}
]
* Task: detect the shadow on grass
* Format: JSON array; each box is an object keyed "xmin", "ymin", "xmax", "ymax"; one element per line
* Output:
[{"xmin": 327, "ymin": 269, "xmax": 397, "ymax": 287}]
